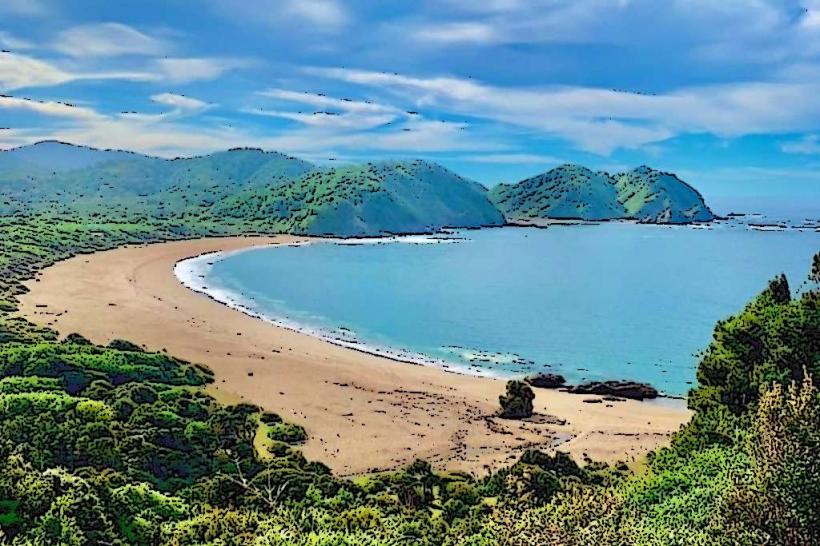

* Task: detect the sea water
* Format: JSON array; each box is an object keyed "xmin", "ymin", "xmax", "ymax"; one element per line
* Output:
[{"xmin": 178, "ymin": 222, "xmax": 819, "ymax": 396}]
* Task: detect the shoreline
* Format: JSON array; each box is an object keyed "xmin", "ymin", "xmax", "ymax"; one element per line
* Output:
[
  {"xmin": 176, "ymin": 240, "xmax": 687, "ymax": 403},
  {"xmin": 17, "ymin": 235, "xmax": 692, "ymax": 476},
  {"xmin": 173, "ymin": 237, "xmax": 520, "ymax": 384}
]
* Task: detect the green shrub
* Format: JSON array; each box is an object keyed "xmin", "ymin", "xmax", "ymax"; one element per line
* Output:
[
  {"xmin": 498, "ymin": 380, "xmax": 534, "ymax": 419},
  {"xmin": 267, "ymin": 422, "xmax": 307, "ymax": 444}
]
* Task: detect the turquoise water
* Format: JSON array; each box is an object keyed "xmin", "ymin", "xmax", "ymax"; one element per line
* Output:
[{"xmin": 187, "ymin": 223, "xmax": 819, "ymax": 396}]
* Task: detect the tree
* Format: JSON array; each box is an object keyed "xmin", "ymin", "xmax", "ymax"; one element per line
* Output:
[
  {"xmin": 729, "ymin": 375, "xmax": 820, "ymax": 544},
  {"xmin": 499, "ymin": 380, "xmax": 534, "ymax": 419}
]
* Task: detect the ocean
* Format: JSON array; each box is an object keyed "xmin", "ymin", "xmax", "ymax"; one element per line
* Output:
[{"xmin": 177, "ymin": 221, "xmax": 819, "ymax": 396}]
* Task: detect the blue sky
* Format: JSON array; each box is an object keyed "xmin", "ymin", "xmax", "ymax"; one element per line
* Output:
[{"xmin": 1, "ymin": 0, "xmax": 820, "ymax": 213}]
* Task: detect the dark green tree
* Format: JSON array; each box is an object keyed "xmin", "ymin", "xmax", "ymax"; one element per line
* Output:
[{"xmin": 499, "ymin": 380, "xmax": 535, "ymax": 419}]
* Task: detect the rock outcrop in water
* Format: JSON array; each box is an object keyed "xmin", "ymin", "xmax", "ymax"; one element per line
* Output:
[
  {"xmin": 525, "ymin": 373, "xmax": 567, "ymax": 389},
  {"xmin": 566, "ymin": 380, "xmax": 659, "ymax": 400},
  {"xmin": 488, "ymin": 164, "xmax": 713, "ymax": 224}
]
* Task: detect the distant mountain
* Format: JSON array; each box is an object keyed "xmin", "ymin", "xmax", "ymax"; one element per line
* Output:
[
  {"xmin": 0, "ymin": 143, "xmax": 313, "ymax": 214},
  {"xmin": 0, "ymin": 142, "xmax": 714, "ymax": 234},
  {"xmin": 489, "ymin": 164, "xmax": 713, "ymax": 224},
  {"xmin": 0, "ymin": 141, "xmax": 144, "ymax": 174},
  {"xmin": 212, "ymin": 160, "xmax": 505, "ymax": 236}
]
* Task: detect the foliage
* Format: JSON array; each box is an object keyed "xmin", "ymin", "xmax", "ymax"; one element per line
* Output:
[
  {"xmin": 489, "ymin": 164, "xmax": 713, "ymax": 224},
  {"xmin": 0, "ymin": 147, "xmax": 816, "ymax": 544},
  {"xmin": 212, "ymin": 160, "xmax": 504, "ymax": 236},
  {"xmin": 498, "ymin": 380, "xmax": 534, "ymax": 419}
]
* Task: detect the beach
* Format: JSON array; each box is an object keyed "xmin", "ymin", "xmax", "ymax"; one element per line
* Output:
[{"xmin": 17, "ymin": 236, "xmax": 691, "ymax": 476}]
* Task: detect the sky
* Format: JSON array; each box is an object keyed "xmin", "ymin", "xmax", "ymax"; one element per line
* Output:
[{"xmin": 1, "ymin": 0, "xmax": 820, "ymax": 214}]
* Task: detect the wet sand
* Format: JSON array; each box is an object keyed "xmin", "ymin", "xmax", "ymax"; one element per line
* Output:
[{"xmin": 17, "ymin": 236, "xmax": 691, "ymax": 476}]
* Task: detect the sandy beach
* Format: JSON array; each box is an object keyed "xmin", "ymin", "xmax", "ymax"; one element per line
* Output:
[{"xmin": 17, "ymin": 236, "xmax": 691, "ymax": 476}]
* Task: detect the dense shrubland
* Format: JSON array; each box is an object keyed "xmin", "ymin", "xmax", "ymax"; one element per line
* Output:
[{"xmin": 0, "ymin": 210, "xmax": 817, "ymax": 544}]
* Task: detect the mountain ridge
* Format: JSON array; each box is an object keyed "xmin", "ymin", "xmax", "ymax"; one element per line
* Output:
[{"xmin": 0, "ymin": 142, "xmax": 714, "ymax": 233}]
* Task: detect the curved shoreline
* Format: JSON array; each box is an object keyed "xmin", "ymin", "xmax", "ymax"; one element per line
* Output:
[
  {"xmin": 17, "ymin": 236, "xmax": 691, "ymax": 476},
  {"xmin": 173, "ymin": 237, "xmax": 514, "ymax": 381},
  {"xmin": 176, "ymin": 241, "xmax": 687, "ymax": 401}
]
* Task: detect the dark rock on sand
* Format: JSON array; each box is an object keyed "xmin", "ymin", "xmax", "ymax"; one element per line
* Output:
[
  {"xmin": 567, "ymin": 380, "xmax": 659, "ymax": 400},
  {"xmin": 525, "ymin": 373, "xmax": 566, "ymax": 389}
]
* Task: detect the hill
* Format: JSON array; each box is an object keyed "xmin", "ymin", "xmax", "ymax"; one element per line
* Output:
[
  {"xmin": 0, "ymin": 143, "xmax": 313, "ymax": 215},
  {"xmin": 0, "ymin": 140, "xmax": 143, "ymax": 174},
  {"xmin": 211, "ymin": 159, "xmax": 505, "ymax": 236},
  {"xmin": 614, "ymin": 166, "xmax": 714, "ymax": 223},
  {"xmin": 489, "ymin": 164, "xmax": 714, "ymax": 224}
]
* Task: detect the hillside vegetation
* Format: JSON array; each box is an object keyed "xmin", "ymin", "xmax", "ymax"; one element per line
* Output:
[
  {"xmin": 0, "ymin": 143, "xmax": 312, "ymax": 218},
  {"xmin": 2, "ymin": 143, "xmax": 713, "ymax": 235},
  {"xmin": 489, "ymin": 164, "xmax": 714, "ymax": 223},
  {"xmin": 212, "ymin": 160, "xmax": 504, "ymax": 236},
  {"xmin": 0, "ymin": 208, "xmax": 816, "ymax": 543},
  {"xmin": 0, "ymin": 142, "xmax": 813, "ymax": 545}
]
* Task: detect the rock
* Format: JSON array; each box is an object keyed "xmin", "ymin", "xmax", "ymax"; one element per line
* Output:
[
  {"xmin": 567, "ymin": 380, "xmax": 659, "ymax": 400},
  {"xmin": 525, "ymin": 373, "xmax": 566, "ymax": 389}
]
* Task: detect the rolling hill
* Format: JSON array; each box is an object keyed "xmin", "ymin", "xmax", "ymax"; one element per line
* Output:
[
  {"xmin": 0, "ymin": 143, "xmax": 313, "ymax": 215},
  {"xmin": 212, "ymin": 159, "xmax": 505, "ymax": 236},
  {"xmin": 1, "ymin": 142, "xmax": 714, "ymax": 233}
]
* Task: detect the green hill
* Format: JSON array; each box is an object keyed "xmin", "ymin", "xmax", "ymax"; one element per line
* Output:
[
  {"xmin": 489, "ymin": 164, "xmax": 713, "ymax": 224},
  {"xmin": 614, "ymin": 166, "xmax": 714, "ymax": 223},
  {"xmin": 211, "ymin": 159, "xmax": 505, "ymax": 236},
  {"xmin": 0, "ymin": 143, "xmax": 313, "ymax": 215}
]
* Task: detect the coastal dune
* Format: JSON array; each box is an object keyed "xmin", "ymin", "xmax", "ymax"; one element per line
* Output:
[{"xmin": 17, "ymin": 236, "xmax": 690, "ymax": 476}]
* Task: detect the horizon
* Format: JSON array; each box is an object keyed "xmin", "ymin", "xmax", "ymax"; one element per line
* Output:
[{"xmin": 2, "ymin": 1, "xmax": 820, "ymax": 213}]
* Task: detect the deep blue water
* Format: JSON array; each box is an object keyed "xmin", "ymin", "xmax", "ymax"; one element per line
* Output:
[{"xmin": 187, "ymin": 223, "xmax": 819, "ymax": 396}]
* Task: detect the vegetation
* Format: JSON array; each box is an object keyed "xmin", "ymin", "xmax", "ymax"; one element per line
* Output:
[
  {"xmin": 489, "ymin": 164, "xmax": 714, "ymax": 223},
  {"xmin": 211, "ymin": 159, "xmax": 504, "ymax": 236},
  {"xmin": 0, "ymin": 142, "xmax": 814, "ymax": 544},
  {"xmin": 0, "ymin": 214, "xmax": 813, "ymax": 543},
  {"xmin": 1, "ymin": 144, "xmax": 502, "ymax": 237},
  {"xmin": 498, "ymin": 380, "xmax": 534, "ymax": 419}
]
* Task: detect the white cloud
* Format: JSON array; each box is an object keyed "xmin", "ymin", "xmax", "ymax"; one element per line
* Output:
[
  {"xmin": 208, "ymin": 0, "xmax": 349, "ymax": 32},
  {"xmin": 0, "ymin": 31, "xmax": 34, "ymax": 50},
  {"xmin": 257, "ymin": 89, "xmax": 397, "ymax": 114},
  {"xmin": 0, "ymin": 92, "xmax": 230, "ymax": 156},
  {"xmin": 249, "ymin": 89, "xmax": 403, "ymax": 130},
  {"xmin": 414, "ymin": 22, "xmax": 498, "ymax": 44},
  {"xmin": 54, "ymin": 23, "xmax": 168, "ymax": 57},
  {"xmin": 0, "ymin": 51, "xmax": 157, "ymax": 91},
  {"xmin": 247, "ymin": 108, "xmax": 397, "ymax": 130},
  {"xmin": 150, "ymin": 92, "xmax": 211, "ymax": 112},
  {"xmin": 1, "ymin": 86, "xmax": 497, "ymax": 158},
  {"xmin": 0, "ymin": 0, "xmax": 51, "ymax": 16},
  {"xmin": 308, "ymin": 67, "xmax": 820, "ymax": 154},
  {"xmin": 0, "ymin": 95, "xmax": 102, "ymax": 120},
  {"xmin": 781, "ymin": 134, "xmax": 820, "ymax": 155},
  {"xmin": 285, "ymin": 0, "xmax": 348, "ymax": 28},
  {"xmin": 0, "ymin": 52, "xmax": 72, "ymax": 89},
  {"xmin": 155, "ymin": 57, "xmax": 248, "ymax": 83}
]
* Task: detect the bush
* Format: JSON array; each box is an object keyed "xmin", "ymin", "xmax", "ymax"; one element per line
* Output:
[
  {"xmin": 63, "ymin": 333, "xmax": 92, "ymax": 346},
  {"xmin": 499, "ymin": 380, "xmax": 534, "ymax": 419},
  {"xmin": 267, "ymin": 422, "xmax": 307, "ymax": 444},
  {"xmin": 107, "ymin": 339, "xmax": 145, "ymax": 352}
]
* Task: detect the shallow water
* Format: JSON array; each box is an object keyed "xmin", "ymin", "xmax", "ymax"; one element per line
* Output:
[{"xmin": 182, "ymin": 223, "xmax": 819, "ymax": 396}]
